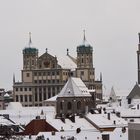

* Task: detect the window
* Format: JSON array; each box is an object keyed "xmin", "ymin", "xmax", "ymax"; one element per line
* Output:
[
  {"xmin": 60, "ymin": 102, "xmax": 63, "ymax": 110},
  {"xmin": 43, "ymin": 72, "xmax": 46, "ymax": 76},
  {"xmin": 34, "ymin": 72, "xmax": 37, "ymax": 76},
  {"xmin": 32, "ymin": 60, "xmax": 34, "ymax": 65},
  {"xmin": 52, "ymin": 72, "xmax": 55, "ymax": 75},
  {"xmin": 16, "ymin": 88, "xmax": 18, "ymax": 91},
  {"xmin": 20, "ymin": 88, "xmax": 23, "ymax": 91},
  {"xmin": 48, "ymin": 72, "xmax": 50, "ymax": 76},
  {"xmin": 44, "ymin": 92, "xmax": 46, "ymax": 100},
  {"xmin": 34, "ymin": 80, "xmax": 37, "ymax": 83},
  {"xmin": 20, "ymin": 95, "xmax": 23, "ymax": 102},
  {"xmin": 82, "ymin": 58, "xmax": 84, "ymax": 63},
  {"xmin": 16, "ymin": 95, "xmax": 19, "ymax": 101},
  {"xmin": 52, "ymin": 80, "xmax": 55, "ymax": 83},
  {"xmin": 39, "ymin": 80, "xmax": 42, "ymax": 84},
  {"xmin": 26, "ymin": 73, "xmax": 30, "ymax": 77},
  {"xmin": 25, "ymin": 95, "xmax": 27, "ymax": 102},
  {"xmin": 48, "ymin": 92, "xmax": 51, "ymax": 99},
  {"xmin": 81, "ymin": 71, "xmax": 84, "ymax": 76},
  {"xmin": 29, "ymin": 88, "xmax": 32, "ymax": 91},
  {"xmin": 39, "ymin": 93, "xmax": 42, "ymax": 101},
  {"xmin": 35, "ymin": 93, "xmax": 38, "ymax": 101},
  {"xmin": 38, "ymin": 72, "xmax": 41, "ymax": 76},
  {"xmin": 67, "ymin": 102, "xmax": 72, "ymax": 110},
  {"xmin": 52, "ymin": 92, "xmax": 55, "ymax": 96},
  {"xmin": 43, "ymin": 80, "xmax": 46, "ymax": 83},
  {"xmin": 29, "ymin": 95, "xmax": 32, "ymax": 102},
  {"xmin": 57, "ymin": 71, "xmax": 59, "ymax": 75},
  {"xmin": 77, "ymin": 101, "xmax": 81, "ymax": 109},
  {"xmin": 24, "ymin": 88, "xmax": 27, "ymax": 91}
]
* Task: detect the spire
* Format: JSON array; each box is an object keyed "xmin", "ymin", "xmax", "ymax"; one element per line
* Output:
[
  {"xmin": 29, "ymin": 32, "xmax": 32, "ymax": 47},
  {"xmin": 83, "ymin": 29, "xmax": 86, "ymax": 44},
  {"xmin": 139, "ymin": 33, "xmax": 140, "ymax": 44},
  {"xmin": 100, "ymin": 72, "xmax": 102, "ymax": 81},
  {"xmin": 13, "ymin": 73, "xmax": 15, "ymax": 84}
]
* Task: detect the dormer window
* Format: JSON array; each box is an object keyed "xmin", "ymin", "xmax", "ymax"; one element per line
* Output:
[{"xmin": 67, "ymin": 89, "xmax": 71, "ymax": 93}]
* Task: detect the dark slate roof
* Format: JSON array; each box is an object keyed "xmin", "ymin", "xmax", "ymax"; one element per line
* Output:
[
  {"xmin": 23, "ymin": 47, "xmax": 38, "ymax": 54},
  {"xmin": 127, "ymin": 83, "xmax": 140, "ymax": 99}
]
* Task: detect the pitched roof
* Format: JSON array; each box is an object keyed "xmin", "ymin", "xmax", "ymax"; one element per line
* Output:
[
  {"xmin": 109, "ymin": 87, "xmax": 117, "ymax": 101},
  {"xmin": 58, "ymin": 77, "xmax": 91, "ymax": 97},
  {"xmin": 127, "ymin": 83, "xmax": 140, "ymax": 99},
  {"xmin": 23, "ymin": 119, "xmax": 58, "ymax": 135}
]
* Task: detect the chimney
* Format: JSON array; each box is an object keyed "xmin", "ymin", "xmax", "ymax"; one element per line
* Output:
[
  {"xmin": 107, "ymin": 113, "xmax": 110, "ymax": 120},
  {"xmin": 137, "ymin": 104, "xmax": 139, "ymax": 110},
  {"xmin": 113, "ymin": 120, "xmax": 116, "ymax": 125},
  {"xmin": 70, "ymin": 115, "xmax": 75, "ymax": 123}
]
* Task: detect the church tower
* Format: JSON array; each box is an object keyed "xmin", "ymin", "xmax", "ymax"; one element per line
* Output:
[
  {"xmin": 77, "ymin": 30, "xmax": 93, "ymax": 68},
  {"xmin": 76, "ymin": 30, "xmax": 95, "ymax": 87},
  {"xmin": 23, "ymin": 32, "xmax": 38, "ymax": 70},
  {"xmin": 137, "ymin": 33, "xmax": 140, "ymax": 84}
]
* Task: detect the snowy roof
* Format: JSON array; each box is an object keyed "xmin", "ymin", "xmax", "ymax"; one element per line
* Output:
[
  {"xmin": 0, "ymin": 106, "xmax": 55, "ymax": 125},
  {"xmin": 46, "ymin": 95, "xmax": 58, "ymax": 101},
  {"xmin": 6, "ymin": 102, "xmax": 23, "ymax": 110},
  {"xmin": 36, "ymin": 127, "xmax": 128, "ymax": 140},
  {"xmin": 58, "ymin": 77, "xmax": 91, "ymax": 97},
  {"xmin": 45, "ymin": 115, "xmax": 97, "ymax": 131},
  {"xmin": 37, "ymin": 130, "xmax": 101, "ymax": 140},
  {"xmin": 86, "ymin": 113, "xmax": 127, "ymax": 128},
  {"xmin": 57, "ymin": 55, "xmax": 77, "ymax": 70},
  {"xmin": 109, "ymin": 87, "xmax": 117, "ymax": 101},
  {"xmin": 4, "ymin": 93, "xmax": 10, "ymax": 97}
]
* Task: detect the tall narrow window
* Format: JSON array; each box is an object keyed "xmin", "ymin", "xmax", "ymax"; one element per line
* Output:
[
  {"xmin": 67, "ymin": 102, "xmax": 72, "ymax": 110},
  {"xmin": 77, "ymin": 101, "xmax": 81, "ymax": 109},
  {"xmin": 60, "ymin": 102, "xmax": 63, "ymax": 110}
]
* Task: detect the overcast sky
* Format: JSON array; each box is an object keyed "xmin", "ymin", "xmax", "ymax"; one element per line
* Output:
[{"xmin": 0, "ymin": 0, "xmax": 140, "ymax": 93}]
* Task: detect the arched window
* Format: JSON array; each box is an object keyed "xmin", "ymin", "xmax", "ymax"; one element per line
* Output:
[
  {"xmin": 77, "ymin": 101, "xmax": 81, "ymax": 109},
  {"xmin": 67, "ymin": 102, "xmax": 72, "ymax": 110},
  {"xmin": 60, "ymin": 102, "xmax": 63, "ymax": 110}
]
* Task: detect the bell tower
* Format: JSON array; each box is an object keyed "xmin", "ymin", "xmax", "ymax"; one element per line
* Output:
[
  {"xmin": 77, "ymin": 30, "xmax": 93, "ymax": 68},
  {"xmin": 76, "ymin": 30, "xmax": 95, "ymax": 88},
  {"xmin": 23, "ymin": 32, "xmax": 38, "ymax": 70},
  {"xmin": 137, "ymin": 33, "xmax": 140, "ymax": 84}
]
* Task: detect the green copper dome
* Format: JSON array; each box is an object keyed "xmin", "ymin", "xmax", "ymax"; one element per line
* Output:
[{"xmin": 23, "ymin": 47, "xmax": 38, "ymax": 54}]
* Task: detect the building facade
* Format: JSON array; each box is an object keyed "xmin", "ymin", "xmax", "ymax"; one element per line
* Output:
[
  {"xmin": 56, "ymin": 77, "xmax": 95, "ymax": 118},
  {"xmin": 13, "ymin": 33, "xmax": 102, "ymax": 106}
]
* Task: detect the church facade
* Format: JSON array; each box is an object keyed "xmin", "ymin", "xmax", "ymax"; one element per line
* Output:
[{"xmin": 13, "ymin": 32, "xmax": 102, "ymax": 106}]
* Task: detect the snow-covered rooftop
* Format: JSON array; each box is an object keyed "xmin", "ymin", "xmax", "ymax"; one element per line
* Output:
[
  {"xmin": 57, "ymin": 55, "xmax": 77, "ymax": 70},
  {"xmin": 58, "ymin": 77, "xmax": 91, "ymax": 97}
]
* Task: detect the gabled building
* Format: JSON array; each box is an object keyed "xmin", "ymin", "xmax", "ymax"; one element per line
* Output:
[
  {"xmin": 56, "ymin": 77, "xmax": 95, "ymax": 118},
  {"xmin": 13, "ymin": 32, "xmax": 102, "ymax": 106}
]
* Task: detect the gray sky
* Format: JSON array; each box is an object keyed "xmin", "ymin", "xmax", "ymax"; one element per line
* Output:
[{"xmin": 0, "ymin": 0, "xmax": 140, "ymax": 92}]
